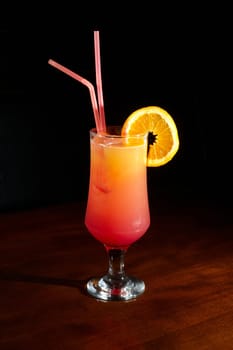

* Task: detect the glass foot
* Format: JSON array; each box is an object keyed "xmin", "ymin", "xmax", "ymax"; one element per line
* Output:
[{"xmin": 86, "ymin": 275, "xmax": 145, "ymax": 301}]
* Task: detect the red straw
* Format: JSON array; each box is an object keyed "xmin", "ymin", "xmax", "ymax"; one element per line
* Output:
[
  {"xmin": 94, "ymin": 31, "xmax": 106, "ymax": 132},
  {"xmin": 48, "ymin": 59, "xmax": 101, "ymax": 132},
  {"xmin": 48, "ymin": 31, "xmax": 107, "ymax": 133}
]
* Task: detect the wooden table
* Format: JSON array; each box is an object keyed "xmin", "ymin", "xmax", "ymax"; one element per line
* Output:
[{"xmin": 0, "ymin": 198, "xmax": 233, "ymax": 349}]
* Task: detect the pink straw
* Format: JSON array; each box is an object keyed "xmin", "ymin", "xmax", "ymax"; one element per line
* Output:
[
  {"xmin": 94, "ymin": 31, "xmax": 106, "ymax": 132},
  {"xmin": 48, "ymin": 59, "xmax": 101, "ymax": 132}
]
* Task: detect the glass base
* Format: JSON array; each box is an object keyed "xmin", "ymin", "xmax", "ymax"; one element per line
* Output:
[{"xmin": 86, "ymin": 275, "xmax": 145, "ymax": 301}]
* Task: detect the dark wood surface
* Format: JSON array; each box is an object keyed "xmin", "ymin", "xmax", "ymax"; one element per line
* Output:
[{"xmin": 0, "ymin": 199, "xmax": 233, "ymax": 349}]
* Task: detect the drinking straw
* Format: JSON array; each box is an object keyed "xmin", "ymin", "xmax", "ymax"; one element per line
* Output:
[
  {"xmin": 48, "ymin": 59, "xmax": 101, "ymax": 133},
  {"xmin": 94, "ymin": 31, "xmax": 106, "ymax": 132}
]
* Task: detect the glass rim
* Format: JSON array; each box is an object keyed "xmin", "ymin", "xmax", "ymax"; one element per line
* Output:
[{"xmin": 90, "ymin": 125, "xmax": 148, "ymax": 139}]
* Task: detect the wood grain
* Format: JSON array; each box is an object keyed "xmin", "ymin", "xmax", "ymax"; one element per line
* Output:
[{"xmin": 0, "ymin": 200, "xmax": 232, "ymax": 349}]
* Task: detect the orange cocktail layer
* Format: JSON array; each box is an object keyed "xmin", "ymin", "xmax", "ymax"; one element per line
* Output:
[{"xmin": 85, "ymin": 136, "xmax": 150, "ymax": 248}]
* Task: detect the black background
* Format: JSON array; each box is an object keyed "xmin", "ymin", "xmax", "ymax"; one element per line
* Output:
[{"xmin": 0, "ymin": 6, "xmax": 231, "ymax": 212}]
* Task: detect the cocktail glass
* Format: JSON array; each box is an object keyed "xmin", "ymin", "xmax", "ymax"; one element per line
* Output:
[{"xmin": 85, "ymin": 126, "xmax": 150, "ymax": 301}]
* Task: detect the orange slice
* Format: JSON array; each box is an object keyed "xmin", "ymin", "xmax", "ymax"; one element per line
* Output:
[{"xmin": 122, "ymin": 106, "xmax": 179, "ymax": 167}]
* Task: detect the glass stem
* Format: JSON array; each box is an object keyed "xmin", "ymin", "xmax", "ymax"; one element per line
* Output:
[{"xmin": 105, "ymin": 248, "xmax": 128, "ymax": 286}]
